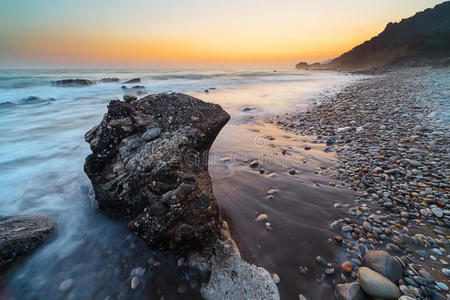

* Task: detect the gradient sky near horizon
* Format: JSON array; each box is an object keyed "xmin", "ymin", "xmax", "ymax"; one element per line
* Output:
[{"xmin": 0, "ymin": 0, "xmax": 444, "ymax": 68}]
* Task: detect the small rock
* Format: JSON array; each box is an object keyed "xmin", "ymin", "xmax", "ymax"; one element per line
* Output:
[
  {"xmin": 255, "ymin": 213, "xmax": 268, "ymax": 222},
  {"xmin": 335, "ymin": 282, "xmax": 364, "ymax": 300},
  {"xmin": 272, "ymin": 273, "xmax": 280, "ymax": 284},
  {"xmin": 59, "ymin": 279, "xmax": 74, "ymax": 293},
  {"xmin": 341, "ymin": 261, "xmax": 353, "ymax": 273},
  {"xmin": 249, "ymin": 160, "xmax": 259, "ymax": 168},
  {"xmin": 131, "ymin": 276, "xmax": 140, "ymax": 290},
  {"xmin": 123, "ymin": 94, "xmax": 137, "ymax": 103}
]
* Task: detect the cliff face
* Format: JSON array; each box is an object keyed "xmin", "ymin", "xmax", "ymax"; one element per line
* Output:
[
  {"xmin": 330, "ymin": 1, "xmax": 450, "ymax": 69},
  {"xmin": 298, "ymin": 1, "xmax": 450, "ymax": 70}
]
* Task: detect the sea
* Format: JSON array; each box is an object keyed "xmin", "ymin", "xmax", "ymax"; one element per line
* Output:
[{"xmin": 0, "ymin": 69, "xmax": 363, "ymax": 299}]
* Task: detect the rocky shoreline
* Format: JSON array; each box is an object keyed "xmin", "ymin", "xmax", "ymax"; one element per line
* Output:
[
  {"xmin": 84, "ymin": 92, "xmax": 280, "ymax": 299},
  {"xmin": 276, "ymin": 67, "xmax": 449, "ymax": 299}
]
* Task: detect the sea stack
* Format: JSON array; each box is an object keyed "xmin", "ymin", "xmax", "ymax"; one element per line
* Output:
[{"xmin": 84, "ymin": 93, "xmax": 230, "ymax": 251}]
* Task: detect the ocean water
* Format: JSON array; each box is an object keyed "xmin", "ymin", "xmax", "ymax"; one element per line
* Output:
[{"xmin": 0, "ymin": 69, "xmax": 362, "ymax": 299}]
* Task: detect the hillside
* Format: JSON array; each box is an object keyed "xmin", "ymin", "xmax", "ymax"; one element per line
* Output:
[{"xmin": 304, "ymin": 1, "xmax": 450, "ymax": 70}]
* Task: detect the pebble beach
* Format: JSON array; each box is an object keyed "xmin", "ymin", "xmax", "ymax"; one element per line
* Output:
[{"xmin": 276, "ymin": 67, "xmax": 449, "ymax": 299}]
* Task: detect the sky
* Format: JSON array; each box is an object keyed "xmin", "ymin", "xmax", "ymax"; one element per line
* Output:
[{"xmin": 0, "ymin": 0, "xmax": 444, "ymax": 68}]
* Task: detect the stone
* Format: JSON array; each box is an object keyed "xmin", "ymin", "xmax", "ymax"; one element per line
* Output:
[
  {"xmin": 341, "ymin": 261, "xmax": 353, "ymax": 273},
  {"xmin": 358, "ymin": 267, "xmax": 400, "ymax": 299},
  {"xmin": 249, "ymin": 160, "xmax": 259, "ymax": 168},
  {"xmin": 335, "ymin": 282, "xmax": 364, "ymax": 300},
  {"xmin": 51, "ymin": 79, "xmax": 93, "ymax": 86},
  {"xmin": 101, "ymin": 77, "xmax": 120, "ymax": 82},
  {"xmin": 190, "ymin": 222, "xmax": 279, "ymax": 299},
  {"xmin": 364, "ymin": 250, "xmax": 403, "ymax": 283},
  {"xmin": 336, "ymin": 127, "xmax": 351, "ymax": 134},
  {"xmin": 288, "ymin": 169, "xmax": 296, "ymax": 175},
  {"xmin": 131, "ymin": 276, "xmax": 140, "ymax": 290},
  {"xmin": 59, "ymin": 278, "xmax": 74, "ymax": 293},
  {"xmin": 355, "ymin": 126, "xmax": 364, "ymax": 134},
  {"xmin": 256, "ymin": 214, "xmax": 268, "ymax": 222},
  {"xmin": 272, "ymin": 273, "xmax": 280, "ymax": 284},
  {"xmin": 123, "ymin": 78, "xmax": 141, "ymax": 84},
  {"xmin": 326, "ymin": 136, "xmax": 336, "ymax": 146},
  {"xmin": 0, "ymin": 215, "xmax": 56, "ymax": 273},
  {"xmin": 431, "ymin": 207, "xmax": 443, "ymax": 218},
  {"xmin": 84, "ymin": 93, "xmax": 230, "ymax": 251},
  {"xmin": 123, "ymin": 94, "xmax": 137, "ymax": 103}
]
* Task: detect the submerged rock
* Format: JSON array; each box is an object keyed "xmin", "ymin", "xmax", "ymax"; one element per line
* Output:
[
  {"xmin": 123, "ymin": 78, "xmax": 141, "ymax": 84},
  {"xmin": 20, "ymin": 96, "xmax": 56, "ymax": 104},
  {"xmin": 84, "ymin": 93, "xmax": 230, "ymax": 251},
  {"xmin": 0, "ymin": 215, "xmax": 56, "ymax": 273},
  {"xmin": 51, "ymin": 79, "xmax": 93, "ymax": 86},
  {"xmin": 101, "ymin": 77, "xmax": 119, "ymax": 82}
]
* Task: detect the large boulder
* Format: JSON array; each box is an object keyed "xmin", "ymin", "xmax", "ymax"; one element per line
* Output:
[
  {"xmin": 84, "ymin": 93, "xmax": 230, "ymax": 251},
  {"xmin": 0, "ymin": 215, "xmax": 56, "ymax": 273},
  {"xmin": 363, "ymin": 250, "xmax": 403, "ymax": 283},
  {"xmin": 358, "ymin": 267, "xmax": 400, "ymax": 299}
]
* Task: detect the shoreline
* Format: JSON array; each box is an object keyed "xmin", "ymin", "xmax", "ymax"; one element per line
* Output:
[{"xmin": 275, "ymin": 66, "xmax": 449, "ymax": 298}]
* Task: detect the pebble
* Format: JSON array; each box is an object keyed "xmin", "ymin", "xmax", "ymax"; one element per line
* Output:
[
  {"xmin": 272, "ymin": 273, "xmax": 280, "ymax": 284},
  {"xmin": 59, "ymin": 279, "xmax": 74, "ymax": 293},
  {"xmin": 341, "ymin": 261, "xmax": 353, "ymax": 273},
  {"xmin": 255, "ymin": 213, "xmax": 268, "ymax": 222},
  {"xmin": 131, "ymin": 276, "xmax": 140, "ymax": 290},
  {"xmin": 249, "ymin": 160, "xmax": 259, "ymax": 168}
]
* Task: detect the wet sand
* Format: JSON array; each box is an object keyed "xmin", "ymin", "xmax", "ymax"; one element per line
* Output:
[{"xmin": 210, "ymin": 121, "xmax": 355, "ymax": 299}]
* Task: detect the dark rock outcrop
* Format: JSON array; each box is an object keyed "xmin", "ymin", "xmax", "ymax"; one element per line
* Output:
[
  {"xmin": 325, "ymin": 1, "xmax": 450, "ymax": 70},
  {"xmin": 295, "ymin": 62, "xmax": 308, "ymax": 69},
  {"xmin": 101, "ymin": 77, "xmax": 120, "ymax": 82},
  {"xmin": 123, "ymin": 78, "xmax": 141, "ymax": 84},
  {"xmin": 0, "ymin": 215, "xmax": 56, "ymax": 273},
  {"xmin": 84, "ymin": 93, "xmax": 230, "ymax": 251},
  {"xmin": 51, "ymin": 79, "xmax": 93, "ymax": 86}
]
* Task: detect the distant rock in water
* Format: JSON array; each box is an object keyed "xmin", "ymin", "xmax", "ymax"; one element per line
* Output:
[
  {"xmin": 0, "ymin": 101, "xmax": 16, "ymax": 109},
  {"xmin": 84, "ymin": 93, "xmax": 230, "ymax": 251},
  {"xmin": 51, "ymin": 79, "xmax": 93, "ymax": 86},
  {"xmin": 0, "ymin": 215, "xmax": 56, "ymax": 273},
  {"xmin": 295, "ymin": 62, "xmax": 309, "ymax": 69},
  {"xmin": 122, "ymin": 78, "xmax": 141, "ymax": 84},
  {"xmin": 20, "ymin": 96, "xmax": 56, "ymax": 104},
  {"xmin": 101, "ymin": 77, "xmax": 120, "ymax": 82}
]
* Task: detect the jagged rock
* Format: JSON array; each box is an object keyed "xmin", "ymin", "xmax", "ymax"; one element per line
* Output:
[
  {"xmin": 101, "ymin": 77, "xmax": 119, "ymax": 82},
  {"xmin": 84, "ymin": 93, "xmax": 230, "ymax": 251},
  {"xmin": 123, "ymin": 94, "xmax": 137, "ymax": 103},
  {"xmin": 364, "ymin": 250, "xmax": 403, "ymax": 283},
  {"xmin": 123, "ymin": 78, "xmax": 141, "ymax": 84},
  {"xmin": 0, "ymin": 215, "xmax": 56, "ymax": 273},
  {"xmin": 189, "ymin": 222, "xmax": 280, "ymax": 300},
  {"xmin": 51, "ymin": 79, "xmax": 93, "ymax": 86},
  {"xmin": 295, "ymin": 62, "xmax": 309, "ymax": 69}
]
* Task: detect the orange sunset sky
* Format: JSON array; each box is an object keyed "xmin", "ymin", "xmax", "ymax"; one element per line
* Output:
[{"xmin": 0, "ymin": 0, "xmax": 444, "ymax": 68}]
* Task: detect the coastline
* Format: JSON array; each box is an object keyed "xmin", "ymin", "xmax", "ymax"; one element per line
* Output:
[{"xmin": 275, "ymin": 66, "xmax": 449, "ymax": 298}]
